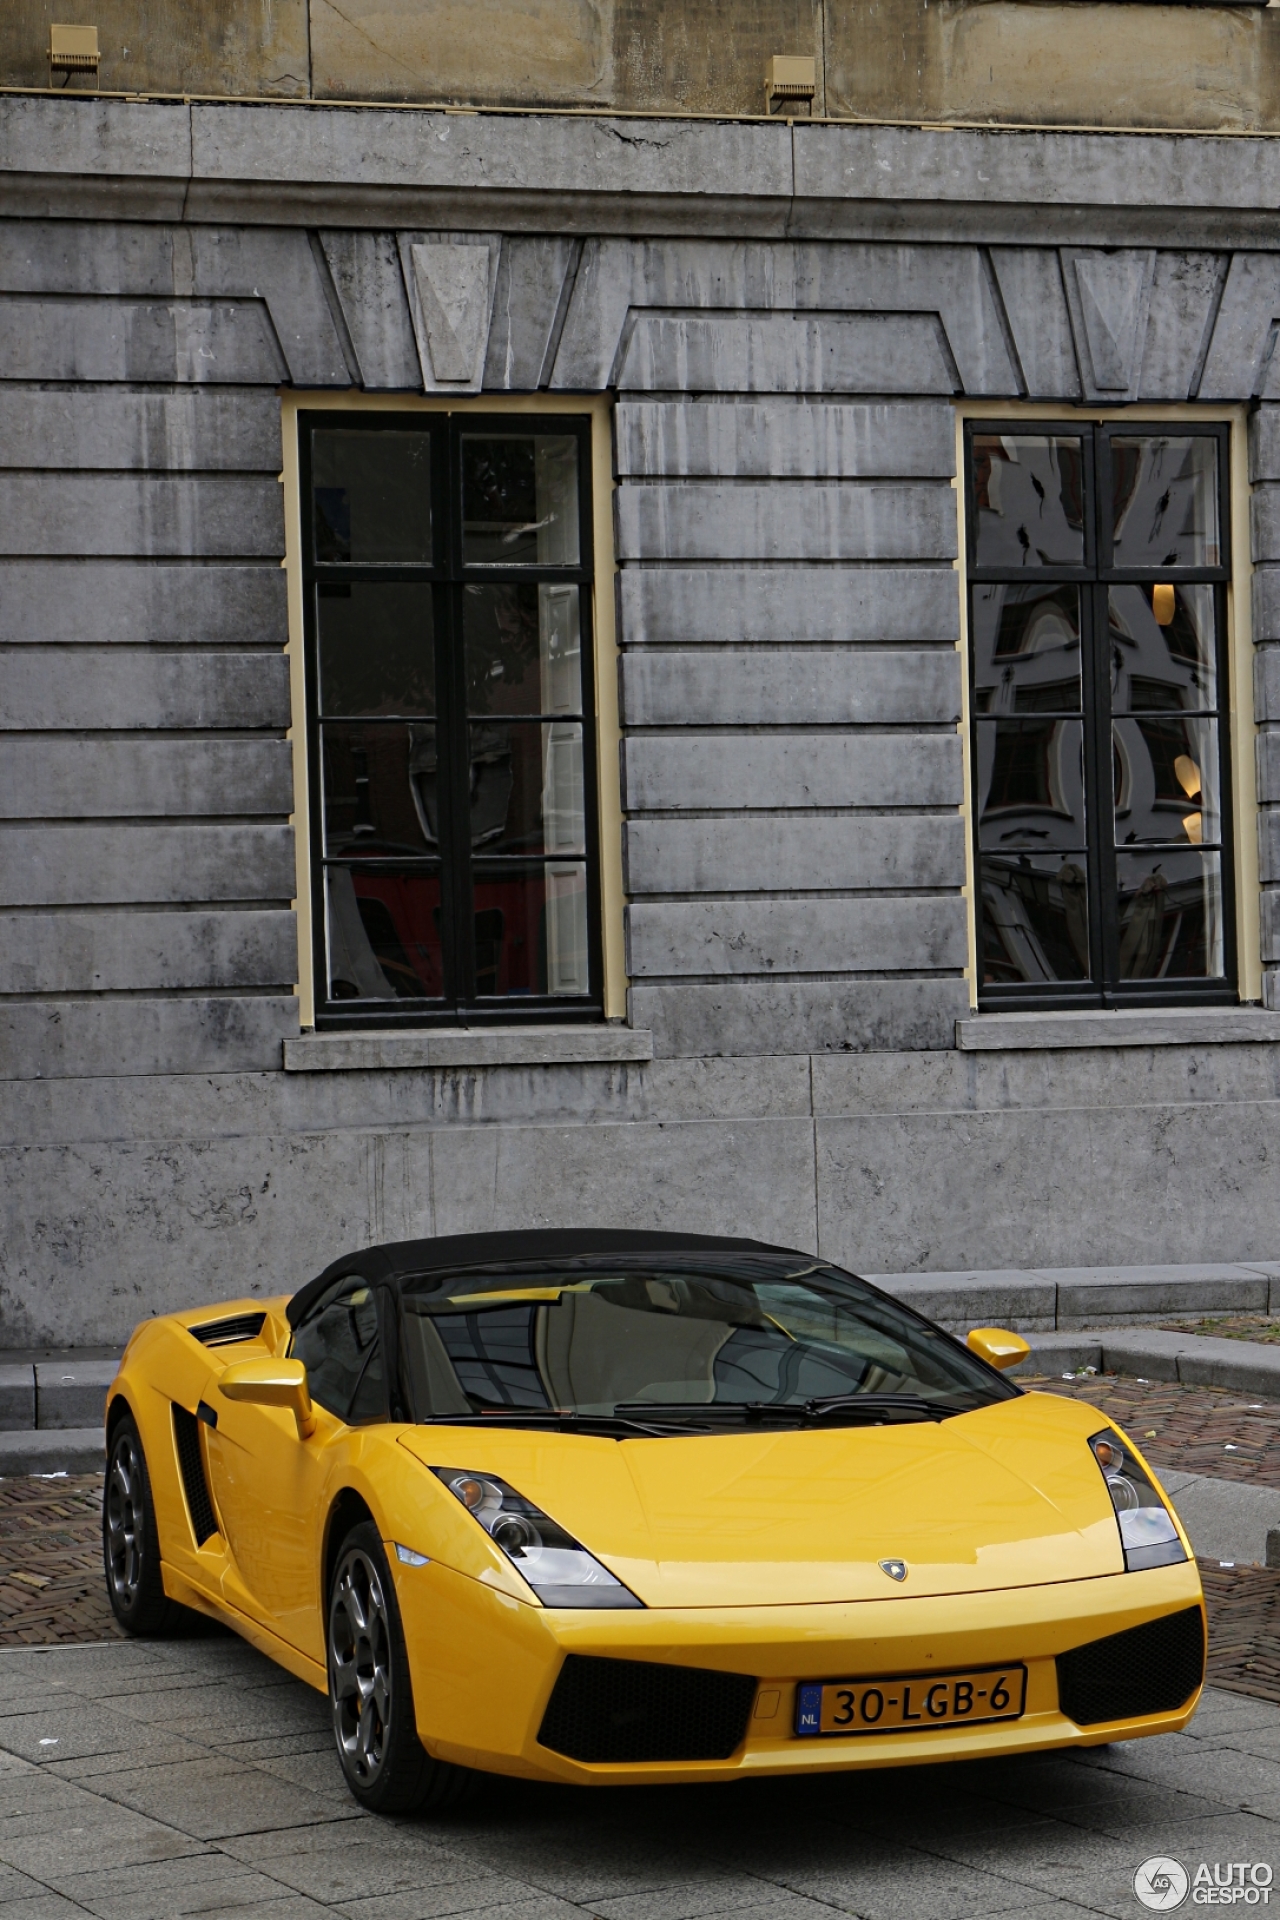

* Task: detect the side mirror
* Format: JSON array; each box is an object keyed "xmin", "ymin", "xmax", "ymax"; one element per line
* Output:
[
  {"xmin": 966, "ymin": 1327, "xmax": 1031, "ymax": 1372},
  {"xmin": 218, "ymin": 1357, "xmax": 316, "ymax": 1439}
]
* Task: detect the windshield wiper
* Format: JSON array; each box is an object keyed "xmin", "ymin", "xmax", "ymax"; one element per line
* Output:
[
  {"xmin": 612, "ymin": 1394, "xmax": 976, "ymax": 1428},
  {"xmin": 419, "ymin": 1408, "xmax": 701, "ymax": 1439},
  {"xmin": 801, "ymin": 1393, "xmax": 975, "ymax": 1424}
]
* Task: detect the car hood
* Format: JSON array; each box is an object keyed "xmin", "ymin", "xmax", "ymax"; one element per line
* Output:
[{"xmin": 399, "ymin": 1391, "xmax": 1131, "ymax": 1607}]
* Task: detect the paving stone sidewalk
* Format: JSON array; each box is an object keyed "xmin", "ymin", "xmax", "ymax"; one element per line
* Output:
[{"xmin": 0, "ymin": 1637, "xmax": 1275, "ymax": 1920}]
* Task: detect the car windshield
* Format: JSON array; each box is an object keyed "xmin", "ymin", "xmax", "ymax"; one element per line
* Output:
[{"xmin": 399, "ymin": 1254, "xmax": 1017, "ymax": 1429}]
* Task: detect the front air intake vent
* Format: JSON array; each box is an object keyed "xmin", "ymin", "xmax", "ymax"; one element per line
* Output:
[
  {"xmin": 188, "ymin": 1311, "xmax": 267, "ymax": 1348},
  {"xmin": 172, "ymin": 1404, "xmax": 219, "ymax": 1547},
  {"xmin": 1057, "ymin": 1605, "xmax": 1205, "ymax": 1727},
  {"xmin": 537, "ymin": 1656, "xmax": 757, "ymax": 1763}
]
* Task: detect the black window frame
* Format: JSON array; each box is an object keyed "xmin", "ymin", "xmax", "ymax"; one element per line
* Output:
[
  {"xmin": 964, "ymin": 417, "xmax": 1237, "ymax": 1010},
  {"xmin": 300, "ymin": 409, "xmax": 604, "ymax": 1029}
]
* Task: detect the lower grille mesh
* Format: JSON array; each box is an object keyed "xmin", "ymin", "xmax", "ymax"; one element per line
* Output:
[
  {"xmin": 537, "ymin": 1656, "xmax": 757, "ymax": 1763},
  {"xmin": 1057, "ymin": 1605, "xmax": 1205, "ymax": 1726},
  {"xmin": 172, "ymin": 1404, "xmax": 218, "ymax": 1547}
]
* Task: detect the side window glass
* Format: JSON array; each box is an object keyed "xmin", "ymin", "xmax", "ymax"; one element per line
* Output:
[{"xmin": 291, "ymin": 1282, "xmax": 387, "ymax": 1423}]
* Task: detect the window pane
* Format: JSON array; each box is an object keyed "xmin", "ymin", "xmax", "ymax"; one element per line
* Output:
[
  {"xmin": 1115, "ymin": 849, "xmax": 1224, "ymax": 979},
  {"xmin": 461, "ymin": 434, "xmax": 579, "ymax": 566},
  {"xmin": 317, "ymin": 583, "xmax": 435, "ymax": 717},
  {"xmin": 1113, "ymin": 715, "xmax": 1221, "ymax": 847},
  {"xmin": 971, "ymin": 583, "xmax": 1081, "ymax": 715},
  {"xmin": 1108, "ymin": 584, "xmax": 1217, "ymax": 714},
  {"xmin": 972, "ymin": 433, "xmax": 1085, "ymax": 569},
  {"xmin": 292, "ymin": 1282, "xmax": 381, "ymax": 1418},
  {"xmin": 980, "ymin": 854, "xmax": 1091, "ymax": 985},
  {"xmin": 469, "ymin": 721, "xmax": 585, "ymax": 854},
  {"xmin": 472, "ymin": 863, "xmax": 589, "ymax": 996},
  {"xmin": 463, "ymin": 583, "xmax": 583, "ymax": 716},
  {"xmin": 976, "ymin": 718, "xmax": 1086, "ymax": 851},
  {"xmin": 1110, "ymin": 436, "xmax": 1220, "ymax": 570},
  {"xmin": 322, "ymin": 722, "xmax": 438, "ymax": 855},
  {"xmin": 325, "ymin": 867, "xmax": 444, "ymax": 1001},
  {"xmin": 312, "ymin": 428, "xmax": 432, "ymax": 564}
]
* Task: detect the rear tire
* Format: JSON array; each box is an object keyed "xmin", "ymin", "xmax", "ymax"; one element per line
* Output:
[
  {"xmin": 327, "ymin": 1521, "xmax": 475, "ymax": 1815},
  {"xmin": 103, "ymin": 1415, "xmax": 182, "ymax": 1635}
]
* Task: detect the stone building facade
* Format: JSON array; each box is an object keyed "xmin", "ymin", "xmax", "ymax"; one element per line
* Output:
[{"xmin": 5, "ymin": 96, "xmax": 1280, "ymax": 1344}]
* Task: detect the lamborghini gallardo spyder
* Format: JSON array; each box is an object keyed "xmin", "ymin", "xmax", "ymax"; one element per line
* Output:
[{"xmin": 101, "ymin": 1229, "xmax": 1205, "ymax": 1811}]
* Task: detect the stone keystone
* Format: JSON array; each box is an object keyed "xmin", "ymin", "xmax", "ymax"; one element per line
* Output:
[
  {"xmin": 409, "ymin": 243, "xmax": 493, "ymax": 389},
  {"xmin": 1062, "ymin": 249, "xmax": 1155, "ymax": 400}
]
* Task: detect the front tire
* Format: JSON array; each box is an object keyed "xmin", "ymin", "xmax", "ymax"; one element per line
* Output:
[
  {"xmin": 103, "ymin": 1415, "xmax": 181, "ymax": 1635},
  {"xmin": 327, "ymin": 1522, "xmax": 473, "ymax": 1814}
]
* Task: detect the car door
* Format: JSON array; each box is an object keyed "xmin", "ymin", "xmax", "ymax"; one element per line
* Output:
[{"xmin": 204, "ymin": 1275, "xmax": 390, "ymax": 1660}]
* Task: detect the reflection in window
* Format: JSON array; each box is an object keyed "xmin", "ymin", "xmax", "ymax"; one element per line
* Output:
[
  {"xmin": 966, "ymin": 422, "xmax": 1231, "ymax": 999},
  {"xmin": 1111, "ymin": 437, "xmax": 1220, "ymax": 570},
  {"xmin": 972, "ymin": 433, "xmax": 1085, "ymax": 569},
  {"xmin": 305, "ymin": 414, "xmax": 597, "ymax": 1017}
]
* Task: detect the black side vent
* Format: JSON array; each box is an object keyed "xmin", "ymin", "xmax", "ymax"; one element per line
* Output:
[
  {"xmin": 189, "ymin": 1311, "xmax": 267, "ymax": 1348},
  {"xmin": 172, "ymin": 1404, "xmax": 219, "ymax": 1547},
  {"xmin": 1057, "ymin": 1605, "xmax": 1205, "ymax": 1727},
  {"xmin": 537, "ymin": 1656, "xmax": 757, "ymax": 1764}
]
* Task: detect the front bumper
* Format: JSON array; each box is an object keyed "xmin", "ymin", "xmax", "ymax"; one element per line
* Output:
[{"xmin": 394, "ymin": 1555, "xmax": 1205, "ymax": 1786}]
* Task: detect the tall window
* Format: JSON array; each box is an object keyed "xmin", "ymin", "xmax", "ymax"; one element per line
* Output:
[
  {"xmin": 964, "ymin": 422, "xmax": 1235, "ymax": 1008},
  {"xmin": 301, "ymin": 413, "xmax": 601, "ymax": 1025}
]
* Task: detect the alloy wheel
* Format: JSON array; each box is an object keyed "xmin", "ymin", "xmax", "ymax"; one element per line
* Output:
[
  {"xmin": 105, "ymin": 1430, "xmax": 144, "ymax": 1607},
  {"xmin": 329, "ymin": 1546, "xmax": 393, "ymax": 1785}
]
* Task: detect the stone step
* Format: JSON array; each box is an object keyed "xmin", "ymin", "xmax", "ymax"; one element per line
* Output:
[
  {"xmin": 872, "ymin": 1261, "xmax": 1280, "ymax": 1332},
  {"xmin": 1016, "ymin": 1328, "xmax": 1280, "ymax": 1399},
  {"xmin": 0, "ymin": 1361, "xmax": 119, "ymax": 1433},
  {"xmin": 0, "ymin": 1427, "xmax": 105, "ymax": 1476}
]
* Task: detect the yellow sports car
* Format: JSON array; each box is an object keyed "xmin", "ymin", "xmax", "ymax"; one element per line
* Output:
[{"xmin": 102, "ymin": 1229, "xmax": 1205, "ymax": 1812}]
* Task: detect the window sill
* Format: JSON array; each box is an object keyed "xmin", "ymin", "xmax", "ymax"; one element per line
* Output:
[
  {"xmin": 956, "ymin": 1007, "xmax": 1280, "ymax": 1051},
  {"xmin": 282, "ymin": 1026, "xmax": 654, "ymax": 1073}
]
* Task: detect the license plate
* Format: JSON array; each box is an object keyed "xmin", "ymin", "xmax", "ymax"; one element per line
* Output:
[{"xmin": 795, "ymin": 1665, "xmax": 1027, "ymax": 1736}]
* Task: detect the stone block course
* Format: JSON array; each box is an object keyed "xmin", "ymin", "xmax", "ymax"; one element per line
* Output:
[
  {"xmin": 0, "ymin": 825, "xmax": 295, "ymax": 906},
  {"xmin": 0, "ymin": 740, "xmax": 293, "ymax": 820},
  {"xmin": 0, "ymin": 562, "xmax": 286, "ymax": 647},
  {"xmin": 615, "ymin": 480, "xmax": 956, "ymax": 562},
  {"xmin": 614, "ymin": 400, "xmax": 955, "ymax": 479},
  {"xmin": 626, "ymin": 895, "xmax": 966, "ymax": 976},
  {"xmin": 0, "ymin": 910, "xmax": 298, "ymax": 995},
  {"xmin": 629, "ymin": 977, "xmax": 968, "ymax": 1056},
  {"xmin": 0, "ymin": 387, "xmax": 283, "ymax": 472},
  {"xmin": 0, "ymin": 294, "xmax": 288, "ymax": 386},
  {"xmin": 622, "ymin": 733, "xmax": 962, "ymax": 811},
  {"xmin": 0, "ymin": 474, "xmax": 284, "ymax": 558},
  {"xmin": 0, "ymin": 995, "xmax": 299, "ymax": 1081},
  {"xmin": 0, "ymin": 653, "xmax": 290, "ymax": 731},
  {"xmin": 622, "ymin": 815, "xmax": 967, "ymax": 895},
  {"xmin": 617, "ymin": 313, "xmax": 956, "ymax": 395},
  {"xmin": 618, "ymin": 566, "xmax": 960, "ymax": 645},
  {"xmin": 619, "ymin": 648, "xmax": 960, "ymax": 728}
]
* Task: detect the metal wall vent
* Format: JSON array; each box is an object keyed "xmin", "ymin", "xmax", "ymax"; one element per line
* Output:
[{"xmin": 188, "ymin": 1311, "xmax": 268, "ymax": 1348}]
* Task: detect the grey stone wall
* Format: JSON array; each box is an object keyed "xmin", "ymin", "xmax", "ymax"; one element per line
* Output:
[{"xmin": 5, "ymin": 100, "xmax": 1280, "ymax": 1342}]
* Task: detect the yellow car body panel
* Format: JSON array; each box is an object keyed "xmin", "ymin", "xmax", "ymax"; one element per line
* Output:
[{"xmin": 105, "ymin": 1293, "xmax": 1206, "ymax": 1787}]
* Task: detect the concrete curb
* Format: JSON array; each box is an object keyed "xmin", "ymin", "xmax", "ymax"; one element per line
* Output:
[
  {"xmin": 1015, "ymin": 1327, "xmax": 1280, "ymax": 1397},
  {"xmin": 0, "ymin": 1428, "xmax": 105, "ymax": 1476}
]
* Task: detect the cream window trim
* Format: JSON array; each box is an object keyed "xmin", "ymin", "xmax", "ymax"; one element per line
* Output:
[
  {"xmin": 279, "ymin": 388, "xmax": 627, "ymax": 1029},
  {"xmin": 951, "ymin": 399, "xmax": 1260, "ymax": 1013}
]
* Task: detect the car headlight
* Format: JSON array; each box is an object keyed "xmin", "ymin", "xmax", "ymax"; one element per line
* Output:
[
  {"xmin": 433, "ymin": 1467, "xmax": 643, "ymax": 1609},
  {"xmin": 1088, "ymin": 1429, "xmax": 1187, "ymax": 1571}
]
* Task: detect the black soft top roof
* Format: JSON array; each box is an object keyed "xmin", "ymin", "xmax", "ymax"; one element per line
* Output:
[{"xmin": 286, "ymin": 1228, "xmax": 803, "ymax": 1327}]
